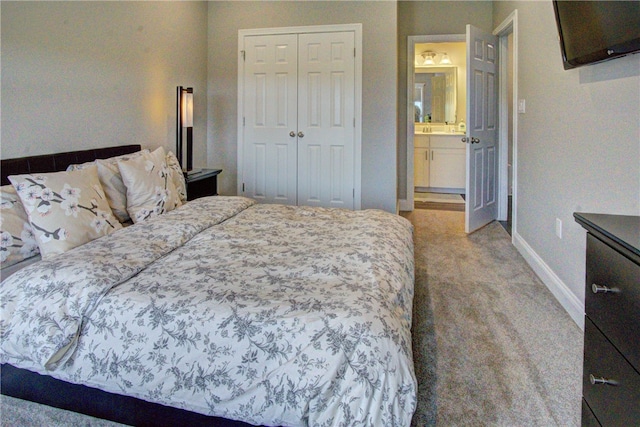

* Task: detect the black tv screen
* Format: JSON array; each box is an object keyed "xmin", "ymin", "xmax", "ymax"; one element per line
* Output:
[{"xmin": 553, "ymin": 1, "xmax": 640, "ymax": 69}]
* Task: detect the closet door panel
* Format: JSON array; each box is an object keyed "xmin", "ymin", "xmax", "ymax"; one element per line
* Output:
[
  {"xmin": 297, "ymin": 32, "xmax": 355, "ymax": 209},
  {"xmin": 243, "ymin": 34, "xmax": 298, "ymax": 205}
]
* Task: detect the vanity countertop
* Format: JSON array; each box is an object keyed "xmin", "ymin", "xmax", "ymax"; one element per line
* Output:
[{"xmin": 415, "ymin": 131, "xmax": 465, "ymax": 135}]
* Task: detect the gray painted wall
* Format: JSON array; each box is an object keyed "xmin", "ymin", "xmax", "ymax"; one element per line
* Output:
[
  {"xmin": 3, "ymin": 1, "xmax": 638, "ymax": 323},
  {"xmin": 493, "ymin": 2, "xmax": 640, "ymax": 319},
  {"xmin": 207, "ymin": 1, "xmax": 398, "ymax": 212},
  {"xmin": 396, "ymin": 1, "xmax": 493, "ymax": 201},
  {"xmin": 1, "ymin": 1, "xmax": 209, "ymax": 163}
]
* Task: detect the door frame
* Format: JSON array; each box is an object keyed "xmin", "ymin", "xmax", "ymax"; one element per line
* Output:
[
  {"xmin": 404, "ymin": 34, "xmax": 465, "ymax": 212},
  {"xmin": 237, "ymin": 24, "xmax": 363, "ymax": 209},
  {"xmin": 404, "ymin": 15, "xmax": 518, "ymax": 236},
  {"xmin": 493, "ymin": 10, "xmax": 518, "ymax": 237}
]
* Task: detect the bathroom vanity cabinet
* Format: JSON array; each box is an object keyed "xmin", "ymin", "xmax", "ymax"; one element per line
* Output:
[{"xmin": 414, "ymin": 134, "xmax": 466, "ymax": 191}]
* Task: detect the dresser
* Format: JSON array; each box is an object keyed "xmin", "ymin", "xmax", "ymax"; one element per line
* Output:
[
  {"xmin": 574, "ymin": 213, "xmax": 640, "ymax": 426},
  {"xmin": 186, "ymin": 169, "xmax": 222, "ymax": 201}
]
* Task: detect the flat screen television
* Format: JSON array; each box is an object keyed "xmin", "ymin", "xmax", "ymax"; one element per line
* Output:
[{"xmin": 553, "ymin": 1, "xmax": 640, "ymax": 70}]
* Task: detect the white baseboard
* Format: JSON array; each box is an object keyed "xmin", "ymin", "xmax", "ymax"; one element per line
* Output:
[
  {"xmin": 398, "ymin": 198, "xmax": 412, "ymax": 212},
  {"xmin": 512, "ymin": 231, "xmax": 585, "ymax": 331}
]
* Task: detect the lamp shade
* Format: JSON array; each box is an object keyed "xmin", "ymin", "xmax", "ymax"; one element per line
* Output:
[
  {"xmin": 439, "ymin": 53, "xmax": 451, "ymax": 65},
  {"xmin": 181, "ymin": 89, "xmax": 193, "ymax": 127}
]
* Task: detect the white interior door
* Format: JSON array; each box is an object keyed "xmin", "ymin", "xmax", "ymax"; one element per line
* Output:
[
  {"xmin": 241, "ymin": 30, "xmax": 356, "ymax": 209},
  {"xmin": 465, "ymin": 25, "xmax": 499, "ymax": 233},
  {"xmin": 297, "ymin": 32, "xmax": 355, "ymax": 209},
  {"xmin": 242, "ymin": 34, "xmax": 298, "ymax": 205}
]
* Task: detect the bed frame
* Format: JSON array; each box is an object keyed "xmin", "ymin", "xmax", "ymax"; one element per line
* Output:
[{"xmin": 1, "ymin": 145, "xmax": 254, "ymax": 427}]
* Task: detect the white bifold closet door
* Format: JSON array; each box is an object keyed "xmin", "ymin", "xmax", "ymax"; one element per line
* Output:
[{"xmin": 242, "ymin": 31, "xmax": 355, "ymax": 209}]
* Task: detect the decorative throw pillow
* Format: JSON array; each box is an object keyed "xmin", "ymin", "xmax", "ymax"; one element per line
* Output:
[
  {"xmin": 66, "ymin": 160, "xmax": 97, "ymax": 172},
  {"xmin": 68, "ymin": 150, "xmax": 148, "ymax": 223},
  {"xmin": 66, "ymin": 150, "xmax": 148, "ymax": 172},
  {"xmin": 9, "ymin": 166, "xmax": 122, "ymax": 258},
  {"xmin": 118, "ymin": 147, "xmax": 182, "ymax": 223},
  {"xmin": 166, "ymin": 151, "xmax": 187, "ymax": 203},
  {"xmin": 0, "ymin": 185, "xmax": 39, "ymax": 268}
]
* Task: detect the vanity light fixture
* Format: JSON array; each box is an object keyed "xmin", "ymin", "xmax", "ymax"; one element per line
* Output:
[
  {"xmin": 423, "ymin": 52, "xmax": 436, "ymax": 65},
  {"xmin": 439, "ymin": 52, "xmax": 452, "ymax": 65},
  {"xmin": 176, "ymin": 86, "xmax": 194, "ymax": 173},
  {"xmin": 418, "ymin": 51, "xmax": 437, "ymax": 66},
  {"xmin": 417, "ymin": 51, "xmax": 453, "ymax": 66}
]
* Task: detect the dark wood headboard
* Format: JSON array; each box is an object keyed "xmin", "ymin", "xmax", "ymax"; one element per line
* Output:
[{"xmin": 1, "ymin": 145, "xmax": 141, "ymax": 185}]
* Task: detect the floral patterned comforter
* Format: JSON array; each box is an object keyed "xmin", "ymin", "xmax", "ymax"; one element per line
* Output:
[{"xmin": 0, "ymin": 196, "xmax": 416, "ymax": 426}]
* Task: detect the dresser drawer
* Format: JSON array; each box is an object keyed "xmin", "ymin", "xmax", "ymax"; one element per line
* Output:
[
  {"xmin": 586, "ymin": 234, "xmax": 640, "ymax": 368},
  {"xmin": 582, "ymin": 399, "xmax": 601, "ymax": 427},
  {"xmin": 583, "ymin": 318, "xmax": 640, "ymax": 426}
]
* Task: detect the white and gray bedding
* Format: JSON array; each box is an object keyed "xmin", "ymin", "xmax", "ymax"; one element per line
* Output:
[{"xmin": 0, "ymin": 196, "xmax": 417, "ymax": 426}]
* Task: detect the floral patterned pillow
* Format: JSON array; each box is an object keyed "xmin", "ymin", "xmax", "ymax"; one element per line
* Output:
[
  {"xmin": 166, "ymin": 151, "xmax": 187, "ymax": 203},
  {"xmin": 68, "ymin": 150, "xmax": 149, "ymax": 223},
  {"xmin": 9, "ymin": 166, "xmax": 122, "ymax": 258},
  {"xmin": 118, "ymin": 147, "xmax": 182, "ymax": 223},
  {"xmin": 0, "ymin": 185, "xmax": 39, "ymax": 268}
]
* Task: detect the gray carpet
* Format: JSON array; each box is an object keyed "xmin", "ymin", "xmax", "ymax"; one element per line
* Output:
[
  {"xmin": 404, "ymin": 209, "xmax": 582, "ymax": 426},
  {"xmin": 0, "ymin": 209, "xmax": 582, "ymax": 426}
]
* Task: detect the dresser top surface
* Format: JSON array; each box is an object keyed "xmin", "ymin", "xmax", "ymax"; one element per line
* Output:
[{"xmin": 574, "ymin": 213, "xmax": 640, "ymax": 260}]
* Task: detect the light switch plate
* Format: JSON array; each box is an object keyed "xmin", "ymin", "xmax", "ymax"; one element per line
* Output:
[{"xmin": 518, "ymin": 99, "xmax": 526, "ymax": 114}]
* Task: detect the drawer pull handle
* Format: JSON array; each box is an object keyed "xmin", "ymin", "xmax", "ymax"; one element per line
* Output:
[
  {"xmin": 589, "ymin": 374, "xmax": 618, "ymax": 386},
  {"xmin": 591, "ymin": 284, "xmax": 620, "ymax": 294}
]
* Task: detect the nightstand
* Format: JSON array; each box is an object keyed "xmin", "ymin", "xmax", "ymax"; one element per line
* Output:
[{"xmin": 185, "ymin": 169, "xmax": 222, "ymax": 201}]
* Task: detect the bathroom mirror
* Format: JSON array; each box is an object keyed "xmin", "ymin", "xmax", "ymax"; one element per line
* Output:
[{"xmin": 414, "ymin": 66, "xmax": 457, "ymax": 124}]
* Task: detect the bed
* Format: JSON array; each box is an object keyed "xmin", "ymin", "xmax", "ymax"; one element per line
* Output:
[{"xmin": 0, "ymin": 145, "xmax": 417, "ymax": 426}]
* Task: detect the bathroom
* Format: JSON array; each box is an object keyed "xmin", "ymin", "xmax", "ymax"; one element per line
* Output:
[{"xmin": 412, "ymin": 41, "xmax": 467, "ymax": 206}]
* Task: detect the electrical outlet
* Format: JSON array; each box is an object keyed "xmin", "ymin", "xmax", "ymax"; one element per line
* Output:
[{"xmin": 555, "ymin": 218, "xmax": 563, "ymax": 239}]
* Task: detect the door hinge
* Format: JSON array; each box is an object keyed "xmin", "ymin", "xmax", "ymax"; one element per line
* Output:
[
  {"xmin": 242, "ymin": 183, "xmax": 245, "ymax": 192},
  {"xmin": 243, "ymin": 117, "xmax": 246, "ymax": 127},
  {"xmin": 241, "ymin": 50, "xmax": 246, "ymax": 61},
  {"xmin": 354, "ymin": 48, "xmax": 356, "ymax": 58}
]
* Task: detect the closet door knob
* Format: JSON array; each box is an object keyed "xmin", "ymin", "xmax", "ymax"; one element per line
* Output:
[
  {"xmin": 461, "ymin": 137, "xmax": 469, "ymax": 143},
  {"xmin": 289, "ymin": 131, "xmax": 296, "ymax": 137},
  {"xmin": 298, "ymin": 131, "xmax": 305, "ymax": 138}
]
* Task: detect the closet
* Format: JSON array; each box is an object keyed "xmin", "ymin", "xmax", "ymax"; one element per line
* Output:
[{"xmin": 238, "ymin": 26, "xmax": 360, "ymax": 209}]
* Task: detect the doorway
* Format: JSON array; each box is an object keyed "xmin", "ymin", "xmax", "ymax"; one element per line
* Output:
[
  {"xmin": 404, "ymin": 14, "xmax": 518, "ymax": 237},
  {"xmin": 406, "ymin": 34, "xmax": 466, "ymax": 213},
  {"xmin": 494, "ymin": 11, "xmax": 518, "ymax": 237}
]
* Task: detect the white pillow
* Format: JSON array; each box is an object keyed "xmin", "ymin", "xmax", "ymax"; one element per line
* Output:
[
  {"xmin": 0, "ymin": 185, "xmax": 39, "ymax": 268},
  {"xmin": 118, "ymin": 147, "xmax": 182, "ymax": 223},
  {"xmin": 9, "ymin": 166, "xmax": 122, "ymax": 258}
]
